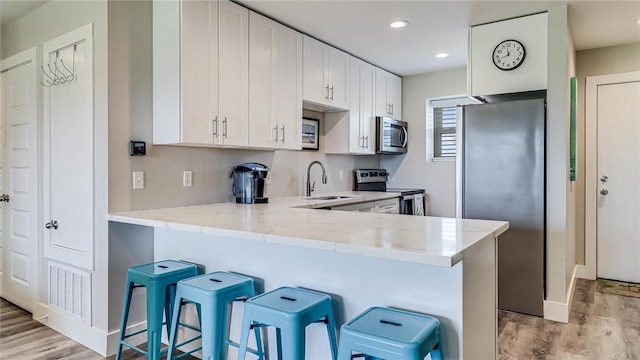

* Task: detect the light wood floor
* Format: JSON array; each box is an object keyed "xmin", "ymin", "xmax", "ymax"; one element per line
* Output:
[
  {"xmin": 499, "ymin": 279, "xmax": 640, "ymax": 359},
  {"xmin": 2, "ymin": 279, "xmax": 639, "ymax": 359}
]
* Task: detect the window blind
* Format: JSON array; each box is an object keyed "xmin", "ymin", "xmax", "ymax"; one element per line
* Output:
[{"xmin": 434, "ymin": 106, "xmax": 457, "ymax": 158}]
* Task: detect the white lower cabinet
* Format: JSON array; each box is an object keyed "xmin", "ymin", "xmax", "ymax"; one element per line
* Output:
[
  {"xmin": 153, "ymin": 0, "xmax": 248, "ymax": 147},
  {"xmin": 248, "ymin": 11, "xmax": 302, "ymax": 150},
  {"xmin": 325, "ymin": 57, "xmax": 375, "ymax": 154},
  {"xmin": 331, "ymin": 198, "xmax": 400, "ymax": 214}
]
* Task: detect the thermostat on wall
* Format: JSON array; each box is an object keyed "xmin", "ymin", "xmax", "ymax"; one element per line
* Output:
[{"xmin": 129, "ymin": 141, "xmax": 146, "ymax": 156}]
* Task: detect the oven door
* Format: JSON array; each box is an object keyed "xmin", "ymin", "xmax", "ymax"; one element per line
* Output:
[{"xmin": 376, "ymin": 117, "xmax": 408, "ymax": 154}]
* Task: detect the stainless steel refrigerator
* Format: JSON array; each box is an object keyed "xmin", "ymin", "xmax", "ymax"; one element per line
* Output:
[{"xmin": 459, "ymin": 97, "xmax": 545, "ymax": 316}]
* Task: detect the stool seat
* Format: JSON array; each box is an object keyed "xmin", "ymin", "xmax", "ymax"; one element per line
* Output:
[
  {"xmin": 338, "ymin": 307, "xmax": 442, "ymax": 360},
  {"xmin": 167, "ymin": 271, "xmax": 264, "ymax": 360},
  {"xmin": 116, "ymin": 260, "xmax": 198, "ymax": 360},
  {"xmin": 238, "ymin": 286, "xmax": 338, "ymax": 360}
]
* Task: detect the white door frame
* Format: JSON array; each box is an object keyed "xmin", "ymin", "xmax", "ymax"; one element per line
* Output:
[{"xmin": 584, "ymin": 71, "xmax": 640, "ymax": 279}]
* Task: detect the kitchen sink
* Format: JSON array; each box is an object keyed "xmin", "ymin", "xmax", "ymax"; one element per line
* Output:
[{"xmin": 308, "ymin": 195, "xmax": 358, "ymax": 201}]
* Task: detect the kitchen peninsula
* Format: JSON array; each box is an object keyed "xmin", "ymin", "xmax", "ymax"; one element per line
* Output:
[{"xmin": 107, "ymin": 193, "xmax": 508, "ymax": 359}]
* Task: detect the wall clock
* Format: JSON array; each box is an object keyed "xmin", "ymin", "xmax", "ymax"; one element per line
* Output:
[{"xmin": 492, "ymin": 39, "xmax": 526, "ymax": 71}]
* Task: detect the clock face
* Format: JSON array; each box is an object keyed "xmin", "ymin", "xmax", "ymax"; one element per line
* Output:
[{"xmin": 492, "ymin": 39, "xmax": 526, "ymax": 71}]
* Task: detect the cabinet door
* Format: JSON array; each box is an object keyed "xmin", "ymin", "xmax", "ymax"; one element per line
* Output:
[
  {"xmin": 349, "ymin": 59, "xmax": 363, "ymax": 153},
  {"xmin": 209, "ymin": 0, "xmax": 220, "ymax": 142},
  {"xmin": 375, "ymin": 68, "xmax": 391, "ymax": 117},
  {"xmin": 248, "ymin": 11, "xmax": 278, "ymax": 149},
  {"xmin": 348, "ymin": 57, "xmax": 374, "ymax": 154},
  {"xmin": 278, "ymin": 25, "xmax": 303, "ymax": 150},
  {"xmin": 360, "ymin": 61, "xmax": 376, "ymax": 153},
  {"xmin": 218, "ymin": 0, "xmax": 248, "ymax": 146},
  {"xmin": 390, "ymin": 73, "xmax": 402, "ymax": 120},
  {"xmin": 303, "ymin": 35, "xmax": 328, "ymax": 105},
  {"xmin": 181, "ymin": 0, "xmax": 214, "ymax": 144},
  {"xmin": 327, "ymin": 47, "xmax": 350, "ymax": 109}
]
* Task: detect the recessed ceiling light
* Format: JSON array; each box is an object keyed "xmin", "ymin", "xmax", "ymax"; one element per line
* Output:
[
  {"xmin": 435, "ymin": 53, "xmax": 450, "ymax": 58},
  {"xmin": 389, "ymin": 20, "xmax": 409, "ymax": 29},
  {"xmin": 636, "ymin": 18, "xmax": 640, "ymax": 24}
]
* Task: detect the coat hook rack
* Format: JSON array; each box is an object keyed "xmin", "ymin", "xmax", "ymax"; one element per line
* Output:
[{"xmin": 40, "ymin": 43, "xmax": 78, "ymax": 87}]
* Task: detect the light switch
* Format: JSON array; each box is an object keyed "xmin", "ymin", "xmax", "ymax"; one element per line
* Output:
[
  {"xmin": 133, "ymin": 171, "xmax": 144, "ymax": 189},
  {"xmin": 183, "ymin": 171, "xmax": 192, "ymax": 187}
]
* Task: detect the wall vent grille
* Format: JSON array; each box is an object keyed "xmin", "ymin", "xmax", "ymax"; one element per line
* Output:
[{"xmin": 48, "ymin": 261, "xmax": 91, "ymax": 325}]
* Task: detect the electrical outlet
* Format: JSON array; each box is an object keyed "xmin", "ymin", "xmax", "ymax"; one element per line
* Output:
[
  {"xmin": 265, "ymin": 171, "xmax": 272, "ymax": 184},
  {"xmin": 183, "ymin": 171, "xmax": 193, "ymax": 187},
  {"xmin": 339, "ymin": 170, "xmax": 344, "ymax": 180},
  {"xmin": 133, "ymin": 171, "xmax": 144, "ymax": 189}
]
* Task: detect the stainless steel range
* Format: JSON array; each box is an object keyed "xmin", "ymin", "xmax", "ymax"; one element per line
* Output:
[{"xmin": 353, "ymin": 169, "xmax": 425, "ymax": 216}]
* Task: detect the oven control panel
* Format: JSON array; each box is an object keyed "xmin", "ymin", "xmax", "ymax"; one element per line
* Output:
[{"xmin": 354, "ymin": 169, "xmax": 389, "ymax": 184}]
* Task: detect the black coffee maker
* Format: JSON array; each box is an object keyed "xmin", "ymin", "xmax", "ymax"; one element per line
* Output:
[{"xmin": 231, "ymin": 163, "xmax": 269, "ymax": 204}]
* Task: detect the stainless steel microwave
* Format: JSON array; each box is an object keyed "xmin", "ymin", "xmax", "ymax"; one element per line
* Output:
[{"xmin": 376, "ymin": 117, "xmax": 408, "ymax": 154}]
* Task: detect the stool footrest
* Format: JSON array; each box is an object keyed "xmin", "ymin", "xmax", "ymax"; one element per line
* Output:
[
  {"xmin": 119, "ymin": 340, "xmax": 169, "ymax": 356},
  {"xmin": 227, "ymin": 339, "xmax": 262, "ymax": 357}
]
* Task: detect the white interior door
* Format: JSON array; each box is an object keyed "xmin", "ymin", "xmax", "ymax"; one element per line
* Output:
[
  {"xmin": 597, "ymin": 80, "xmax": 640, "ymax": 282},
  {"xmin": 43, "ymin": 24, "xmax": 94, "ymax": 270},
  {"xmin": 0, "ymin": 48, "xmax": 38, "ymax": 312}
]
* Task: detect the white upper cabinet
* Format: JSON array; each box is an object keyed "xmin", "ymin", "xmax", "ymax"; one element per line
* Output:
[
  {"xmin": 248, "ymin": 11, "xmax": 302, "ymax": 150},
  {"xmin": 375, "ymin": 68, "xmax": 402, "ymax": 120},
  {"xmin": 153, "ymin": 0, "xmax": 248, "ymax": 147},
  {"xmin": 248, "ymin": 12, "xmax": 278, "ymax": 149},
  {"xmin": 277, "ymin": 25, "xmax": 303, "ymax": 150},
  {"xmin": 303, "ymin": 35, "xmax": 350, "ymax": 110},
  {"xmin": 325, "ymin": 57, "xmax": 375, "ymax": 155},
  {"xmin": 217, "ymin": 0, "xmax": 249, "ymax": 146}
]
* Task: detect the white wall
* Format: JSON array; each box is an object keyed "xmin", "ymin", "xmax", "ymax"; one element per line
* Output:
[
  {"xmin": 574, "ymin": 42, "xmax": 640, "ymax": 264},
  {"xmin": 1, "ymin": 0, "xmax": 110, "ymax": 342},
  {"xmin": 380, "ymin": 67, "xmax": 467, "ymax": 217},
  {"xmin": 545, "ymin": 4, "xmax": 576, "ymax": 306}
]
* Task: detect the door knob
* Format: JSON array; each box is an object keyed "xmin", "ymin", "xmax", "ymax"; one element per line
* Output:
[
  {"xmin": 600, "ymin": 175, "xmax": 608, "ymax": 182},
  {"xmin": 600, "ymin": 189, "xmax": 609, "ymax": 196},
  {"xmin": 45, "ymin": 220, "xmax": 59, "ymax": 230},
  {"xmin": 0, "ymin": 194, "xmax": 9, "ymax": 202}
]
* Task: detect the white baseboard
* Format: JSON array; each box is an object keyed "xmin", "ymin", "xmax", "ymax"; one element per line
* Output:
[
  {"xmin": 38, "ymin": 307, "xmax": 109, "ymax": 356},
  {"xmin": 38, "ymin": 307, "xmax": 147, "ymax": 357},
  {"xmin": 576, "ymin": 264, "xmax": 596, "ymax": 280},
  {"xmin": 543, "ymin": 264, "xmax": 579, "ymax": 323},
  {"xmin": 106, "ymin": 321, "xmax": 147, "ymax": 357}
]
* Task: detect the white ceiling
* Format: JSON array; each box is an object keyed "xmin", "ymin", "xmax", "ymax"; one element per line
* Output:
[
  {"xmin": 0, "ymin": 0, "xmax": 49, "ymax": 26},
  {"xmin": 1, "ymin": 1, "xmax": 638, "ymax": 76},
  {"xmin": 237, "ymin": 0, "xmax": 640, "ymax": 76}
]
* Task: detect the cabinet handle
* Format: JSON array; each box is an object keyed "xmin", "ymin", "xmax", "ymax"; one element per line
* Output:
[
  {"xmin": 330, "ymin": 86, "xmax": 334, "ymax": 101},
  {"xmin": 213, "ymin": 116, "xmax": 218, "ymax": 137},
  {"xmin": 281, "ymin": 126, "xmax": 285, "ymax": 143},
  {"xmin": 391, "ymin": 103, "xmax": 394, "ymax": 115},
  {"xmin": 387, "ymin": 103, "xmax": 391, "ymax": 114},
  {"xmin": 223, "ymin": 117, "xmax": 228, "ymax": 138},
  {"xmin": 365, "ymin": 136, "xmax": 369, "ymax": 149},
  {"xmin": 274, "ymin": 125, "xmax": 279, "ymax": 142},
  {"xmin": 325, "ymin": 85, "xmax": 330, "ymax": 100}
]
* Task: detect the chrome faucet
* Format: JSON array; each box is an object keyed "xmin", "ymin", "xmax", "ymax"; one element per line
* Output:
[{"xmin": 306, "ymin": 160, "xmax": 328, "ymax": 197}]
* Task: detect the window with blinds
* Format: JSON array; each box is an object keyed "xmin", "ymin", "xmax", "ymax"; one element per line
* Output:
[{"xmin": 433, "ymin": 106, "xmax": 457, "ymax": 158}]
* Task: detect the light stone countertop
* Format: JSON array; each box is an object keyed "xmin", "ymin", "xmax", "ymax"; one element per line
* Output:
[{"xmin": 107, "ymin": 191, "xmax": 509, "ymax": 267}]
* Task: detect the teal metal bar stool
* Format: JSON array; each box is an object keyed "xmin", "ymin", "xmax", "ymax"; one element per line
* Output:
[
  {"xmin": 238, "ymin": 286, "xmax": 338, "ymax": 360},
  {"xmin": 167, "ymin": 271, "xmax": 264, "ymax": 360},
  {"xmin": 116, "ymin": 260, "xmax": 198, "ymax": 360},
  {"xmin": 337, "ymin": 307, "xmax": 442, "ymax": 360}
]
